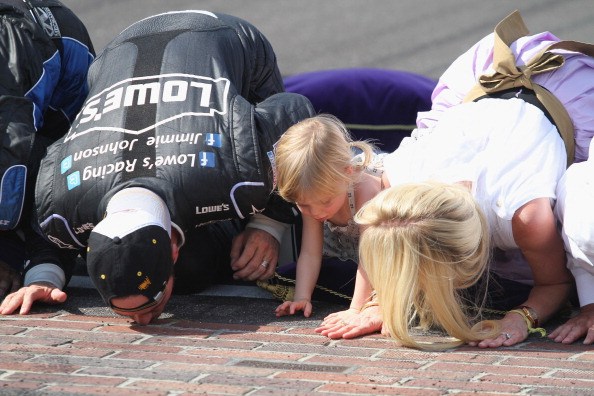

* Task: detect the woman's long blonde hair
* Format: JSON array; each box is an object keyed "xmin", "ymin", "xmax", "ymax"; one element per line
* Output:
[
  {"xmin": 356, "ymin": 182, "xmax": 497, "ymax": 350},
  {"xmin": 274, "ymin": 114, "xmax": 375, "ymax": 203}
]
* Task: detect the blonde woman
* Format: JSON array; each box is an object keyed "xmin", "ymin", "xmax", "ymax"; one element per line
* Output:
[
  {"xmin": 273, "ymin": 114, "xmax": 383, "ymax": 317},
  {"xmin": 358, "ymin": 182, "xmax": 495, "ymax": 350}
]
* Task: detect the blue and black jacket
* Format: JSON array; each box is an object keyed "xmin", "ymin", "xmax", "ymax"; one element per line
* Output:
[{"xmin": 0, "ymin": 0, "xmax": 94, "ymax": 269}]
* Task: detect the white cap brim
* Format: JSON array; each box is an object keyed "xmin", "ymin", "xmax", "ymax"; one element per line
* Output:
[{"xmin": 92, "ymin": 187, "xmax": 171, "ymax": 239}]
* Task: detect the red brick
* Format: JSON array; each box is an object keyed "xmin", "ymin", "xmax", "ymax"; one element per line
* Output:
[
  {"xmin": 101, "ymin": 325, "xmax": 215, "ymax": 338},
  {"xmin": 452, "ymin": 393, "xmax": 517, "ymax": 396},
  {"xmin": 353, "ymin": 367, "xmax": 477, "ymax": 381},
  {"xmin": 58, "ymin": 314, "xmax": 134, "ymax": 325},
  {"xmin": 0, "ymin": 312, "xmax": 61, "ymax": 320},
  {"xmin": 502, "ymin": 356, "xmax": 594, "ymax": 371},
  {"xmin": 41, "ymin": 385, "xmax": 165, "ymax": 395},
  {"xmin": 5, "ymin": 372, "xmax": 125, "ymax": 387},
  {"xmin": 127, "ymin": 379, "xmax": 251, "ymax": 394},
  {"xmin": 332, "ymin": 335, "xmax": 403, "ymax": 349},
  {"xmin": 157, "ymin": 361, "xmax": 278, "ymax": 377},
  {"xmin": 574, "ymin": 351, "xmax": 594, "ymax": 361},
  {"xmin": 319, "ymin": 382, "xmax": 442, "ymax": 395},
  {"xmin": 249, "ymin": 389, "xmax": 326, "ymax": 396},
  {"xmin": 112, "ymin": 350, "xmax": 229, "ymax": 366},
  {"xmin": 0, "ymin": 351, "xmax": 35, "ymax": 363},
  {"xmin": 0, "ymin": 334, "xmax": 73, "ymax": 346},
  {"xmin": 142, "ymin": 336, "xmax": 262, "ymax": 350},
  {"xmin": 381, "ymin": 348, "xmax": 498, "ymax": 365},
  {"xmin": 78, "ymin": 366, "xmax": 199, "ymax": 382},
  {"xmin": 261, "ymin": 342, "xmax": 380, "ymax": 357},
  {"xmin": 170, "ymin": 320, "xmax": 286, "ymax": 333},
  {"xmin": 0, "ymin": 380, "xmax": 44, "ymax": 392},
  {"xmin": 432, "ymin": 351, "xmax": 503, "ymax": 364},
  {"xmin": 428, "ymin": 361, "xmax": 547, "ymax": 376},
  {"xmin": 481, "ymin": 373, "xmax": 594, "ymax": 389},
  {"xmin": 0, "ymin": 343, "xmax": 111, "ymax": 358},
  {"xmin": 405, "ymin": 378, "xmax": 522, "ymax": 393},
  {"xmin": 216, "ymin": 331, "xmax": 330, "ymax": 345},
  {"xmin": 184, "ymin": 346, "xmax": 308, "ymax": 361},
  {"xmin": 196, "ymin": 373, "xmax": 321, "ymax": 392},
  {"xmin": 0, "ymin": 361, "xmax": 79, "ymax": 374},
  {"xmin": 0, "ymin": 318, "xmax": 99, "ymax": 331},
  {"xmin": 0, "ymin": 324, "xmax": 26, "ymax": 335},
  {"xmin": 517, "ymin": 387, "xmax": 594, "ymax": 396},
  {"xmin": 73, "ymin": 340, "xmax": 184, "ymax": 354},
  {"xmin": 96, "ymin": 325, "xmax": 157, "ymax": 334},
  {"xmin": 26, "ymin": 328, "xmax": 144, "ymax": 343},
  {"xmin": 306, "ymin": 354, "xmax": 425, "ymax": 370},
  {"xmin": 275, "ymin": 371, "xmax": 398, "ymax": 385},
  {"xmin": 550, "ymin": 368, "xmax": 594, "ymax": 380}
]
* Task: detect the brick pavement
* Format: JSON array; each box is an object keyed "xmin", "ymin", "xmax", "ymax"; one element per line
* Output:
[{"xmin": 1, "ymin": 288, "xmax": 594, "ymax": 396}]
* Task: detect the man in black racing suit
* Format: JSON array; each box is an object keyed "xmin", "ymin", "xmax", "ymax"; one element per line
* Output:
[
  {"xmin": 0, "ymin": 10, "xmax": 314, "ymax": 324},
  {"xmin": 0, "ymin": 0, "xmax": 94, "ymax": 300}
]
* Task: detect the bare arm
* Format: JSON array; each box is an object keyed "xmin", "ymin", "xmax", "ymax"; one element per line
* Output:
[
  {"xmin": 349, "ymin": 265, "xmax": 374, "ymax": 310},
  {"xmin": 474, "ymin": 198, "xmax": 573, "ymax": 348},
  {"xmin": 275, "ymin": 215, "xmax": 323, "ymax": 317}
]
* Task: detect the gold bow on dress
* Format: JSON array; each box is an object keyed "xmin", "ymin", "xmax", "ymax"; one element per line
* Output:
[{"xmin": 464, "ymin": 10, "xmax": 588, "ymax": 166}]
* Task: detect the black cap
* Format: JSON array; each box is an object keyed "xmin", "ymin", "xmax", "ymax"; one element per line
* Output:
[{"xmin": 87, "ymin": 224, "xmax": 172, "ymax": 305}]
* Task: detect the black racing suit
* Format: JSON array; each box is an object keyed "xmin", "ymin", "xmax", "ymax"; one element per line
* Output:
[
  {"xmin": 0, "ymin": 0, "xmax": 94, "ymax": 287},
  {"xmin": 34, "ymin": 11, "xmax": 314, "ymax": 291}
]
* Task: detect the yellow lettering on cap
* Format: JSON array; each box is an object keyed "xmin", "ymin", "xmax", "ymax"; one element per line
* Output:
[
  {"xmin": 138, "ymin": 276, "xmax": 151, "ymax": 291},
  {"xmin": 152, "ymin": 239, "xmax": 157, "ymax": 244}
]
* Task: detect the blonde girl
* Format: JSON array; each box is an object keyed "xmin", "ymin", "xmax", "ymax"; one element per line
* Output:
[{"xmin": 273, "ymin": 114, "xmax": 382, "ymax": 317}]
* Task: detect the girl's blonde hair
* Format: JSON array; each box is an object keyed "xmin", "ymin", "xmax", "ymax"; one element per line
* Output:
[
  {"xmin": 355, "ymin": 182, "xmax": 497, "ymax": 350},
  {"xmin": 275, "ymin": 114, "xmax": 375, "ymax": 203}
]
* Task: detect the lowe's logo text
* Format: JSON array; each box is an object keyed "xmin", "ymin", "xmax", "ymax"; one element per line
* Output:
[{"xmin": 65, "ymin": 73, "xmax": 230, "ymax": 141}]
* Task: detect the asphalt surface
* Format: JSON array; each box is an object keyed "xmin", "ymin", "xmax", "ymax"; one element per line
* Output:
[
  {"xmin": 2, "ymin": 3, "xmax": 594, "ymax": 394},
  {"xmin": 63, "ymin": 0, "xmax": 594, "ymax": 80}
]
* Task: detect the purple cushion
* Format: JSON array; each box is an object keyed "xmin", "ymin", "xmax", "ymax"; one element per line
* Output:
[{"xmin": 284, "ymin": 68, "xmax": 436, "ymax": 152}]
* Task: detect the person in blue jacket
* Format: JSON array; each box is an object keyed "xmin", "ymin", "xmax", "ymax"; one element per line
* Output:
[{"xmin": 0, "ymin": 0, "xmax": 94, "ymax": 299}]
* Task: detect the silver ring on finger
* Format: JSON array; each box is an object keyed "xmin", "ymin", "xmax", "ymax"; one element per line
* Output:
[
  {"xmin": 260, "ymin": 260, "xmax": 269, "ymax": 269},
  {"xmin": 502, "ymin": 332, "xmax": 511, "ymax": 340}
]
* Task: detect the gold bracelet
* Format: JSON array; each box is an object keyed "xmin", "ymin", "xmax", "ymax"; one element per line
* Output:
[
  {"xmin": 356, "ymin": 290, "xmax": 379, "ymax": 312},
  {"xmin": 517, "ymin": 305, "xmax": 539, "ymax": 328},
  {"xmin": 360, "ymin": 301, "xmax": 379, "ymax": 311},
  {"xmin": 508, "ymin": 309, "xmax": 546, "ymax": 337}
]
